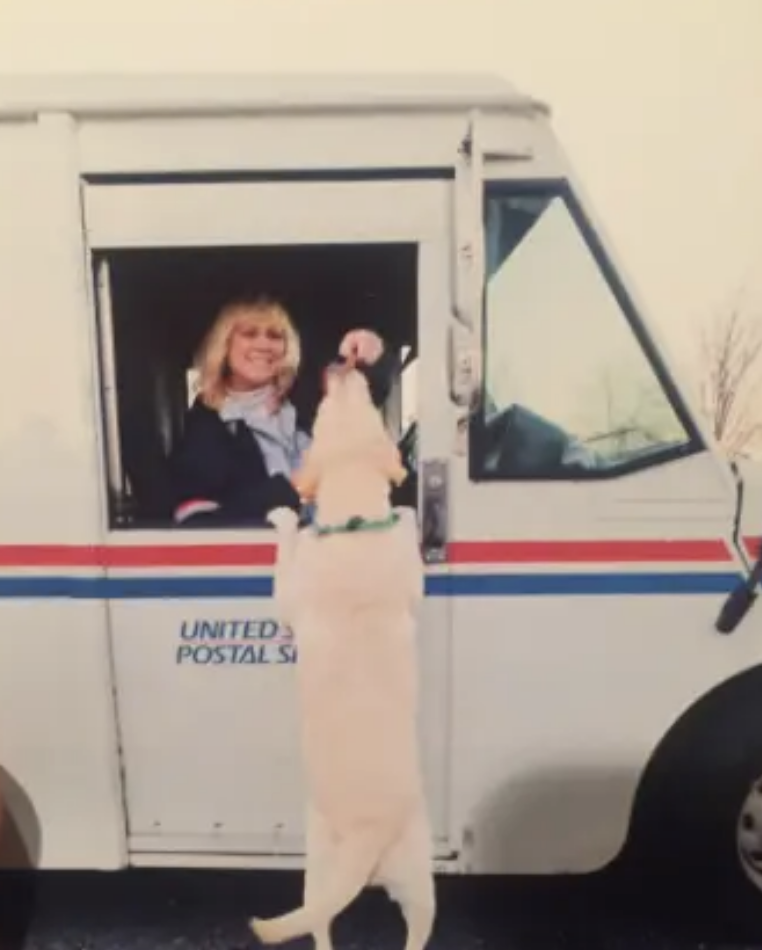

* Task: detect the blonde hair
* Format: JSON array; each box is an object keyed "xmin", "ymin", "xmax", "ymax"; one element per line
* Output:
[{"xmin": 194, "ymin": 296, "xmax": 301, "ymax": 410}]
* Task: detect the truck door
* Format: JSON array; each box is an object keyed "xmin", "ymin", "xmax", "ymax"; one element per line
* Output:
[{"xmin": 83, "ymin": 178, "xmax": 452, "ymax": 861}]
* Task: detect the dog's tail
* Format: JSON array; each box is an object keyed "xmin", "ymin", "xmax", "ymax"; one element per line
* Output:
[{"xmin": 249, "ymin": 823, "xmax": 390, "ymax": 944}]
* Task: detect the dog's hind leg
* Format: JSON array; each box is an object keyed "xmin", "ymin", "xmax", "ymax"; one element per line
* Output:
[
  {"xmin": 376, "ymin": 810, "xmax": 435, "ymax": 950},
  {"xmin": 401, "ymin": 899, "xmax": 435, "ymax": 950},
  {"xmin": 303, "ymin": 806, "xmax": 335, "ymax": 950}
]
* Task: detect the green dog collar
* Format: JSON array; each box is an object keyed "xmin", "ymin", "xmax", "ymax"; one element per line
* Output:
[{"xmin": 312, "ymin": 511, "xmax": 400, "ymax": 537}]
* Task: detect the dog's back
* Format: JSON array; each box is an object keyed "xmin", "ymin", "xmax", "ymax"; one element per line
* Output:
[{"xmin": 294, "ymin": 518, "xmax": 425, "ymax": 828}]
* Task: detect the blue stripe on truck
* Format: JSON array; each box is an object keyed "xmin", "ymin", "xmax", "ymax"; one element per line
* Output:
[{"xmin": 0, "ymin": 571, "xmax": 740, "ymax": 600}]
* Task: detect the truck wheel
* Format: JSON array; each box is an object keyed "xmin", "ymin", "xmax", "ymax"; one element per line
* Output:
[
  {"xmin": 737, "ymin": 775, "xmax": 762, "ymax": 901},
  {"xmin": 625, "ymin": 671, "xmax": 762, "ymax": 941},
  {"xmin": 0, "ymin": 768, "xmax": 39, "ymax": 950}
]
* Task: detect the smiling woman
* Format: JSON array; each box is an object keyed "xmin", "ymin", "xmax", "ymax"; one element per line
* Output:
[
  {"xmin": 170, "ymin": 296, "xmax": 312, "ymax": 527},
  {"xmin": 170, "ymin": 295, "xmax": 396, "ymax": 528},
  {"xmin": 198, "ymin": 298, "xmax": 302, "ymax": 408}
]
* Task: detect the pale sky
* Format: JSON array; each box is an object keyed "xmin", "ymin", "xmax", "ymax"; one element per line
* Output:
[{"xmin": 1, "ymin": 0, "xmax": 760, "ymax": 390}]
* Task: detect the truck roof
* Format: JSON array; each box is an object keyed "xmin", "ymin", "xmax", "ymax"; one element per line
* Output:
[{"xmin": 0, "ymin": 72, "xmax": 549, "ymax": 120}]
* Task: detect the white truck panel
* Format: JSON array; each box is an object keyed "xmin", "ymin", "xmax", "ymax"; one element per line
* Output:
[{"xmin": 0, "ymin": 117, "xmax": 124, "ymax": 870}]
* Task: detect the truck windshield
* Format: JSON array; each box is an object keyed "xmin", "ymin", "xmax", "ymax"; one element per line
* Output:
[{"xmin": 476, "ymin": 184, "xmax": 697, "ymax": 477}]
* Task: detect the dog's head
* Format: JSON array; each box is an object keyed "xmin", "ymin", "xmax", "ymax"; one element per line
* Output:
[{"xmin": 292, "ymin": 361, "xmax": 406, "ymax": 504}]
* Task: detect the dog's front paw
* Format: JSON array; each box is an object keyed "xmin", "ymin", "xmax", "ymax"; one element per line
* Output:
[
  {"xmin": 266, "ymin": 506, "xmax": 300, "ymax": 532},
  {"xmin": 249, "ymin": 916, "xmax": 277, "ymax": 945},
  {"xmin": 393, "ymin": 505, "xmax": 418, "ymax": 527}
]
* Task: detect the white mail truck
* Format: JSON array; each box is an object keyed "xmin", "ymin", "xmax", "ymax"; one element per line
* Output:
[{"xmin": 1, "ymin": 73, "xmax": 761, "ymax": 931}]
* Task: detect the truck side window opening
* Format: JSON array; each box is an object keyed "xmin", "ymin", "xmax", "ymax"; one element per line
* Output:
[
  {"xmin": 470, "ymin": 184, "xmax": 701, "ymax": 481},
  {"xmin": 96, "ymin": 243, "xmax": 417, "ymax": 529}
]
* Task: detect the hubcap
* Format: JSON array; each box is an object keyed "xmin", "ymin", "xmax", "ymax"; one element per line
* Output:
[{"xmin": 738, "ymin": 777, "xmax": 762, "ymax": 892}]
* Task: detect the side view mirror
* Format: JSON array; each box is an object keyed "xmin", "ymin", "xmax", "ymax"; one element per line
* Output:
[{"xmin": 716, "ymin": 543, "xmax": 762, "ymax": 634}]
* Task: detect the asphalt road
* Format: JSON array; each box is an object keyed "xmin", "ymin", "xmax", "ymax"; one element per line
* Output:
[{"xmin": 1, "ymin": 866, "xmax": 759, "ymax": 950}]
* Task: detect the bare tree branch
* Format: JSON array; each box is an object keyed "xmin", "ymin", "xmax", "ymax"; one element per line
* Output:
[{"xmin": 699, "ymin": 295, "xmax": 762, "ymax": 458}]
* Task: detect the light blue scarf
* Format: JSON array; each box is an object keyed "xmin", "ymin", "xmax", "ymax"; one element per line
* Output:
[{"xmin": 220, "ymin": 386, "xmax": 311, "ymax": 478}]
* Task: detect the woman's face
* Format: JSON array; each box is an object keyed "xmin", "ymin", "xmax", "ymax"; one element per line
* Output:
[{"xmin": 226, "ymin": 318, "xmax": 287, "ymax": 390}]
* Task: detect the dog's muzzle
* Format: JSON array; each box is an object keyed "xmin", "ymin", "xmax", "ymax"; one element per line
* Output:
[{"xmin": 322, "ymin": 354, "xmax": 357, "ymax": 393}]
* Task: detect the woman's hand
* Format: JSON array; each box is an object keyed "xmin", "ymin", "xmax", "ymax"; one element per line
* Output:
[{"xmin": 338, "ymin": 329, "xmax": 384, "ymax": 366}]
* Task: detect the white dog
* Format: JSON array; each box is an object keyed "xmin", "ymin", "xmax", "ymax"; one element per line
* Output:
[{"xmin": 249, "ymin": 363, "xmax": 435, "ymax": 950}]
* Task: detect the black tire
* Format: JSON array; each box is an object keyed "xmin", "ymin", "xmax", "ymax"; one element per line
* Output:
[
  {"xmin": 0, "ymin": 770, "xmax": 40, "ymax": 950},
  {"xmin": 623, "ymin": 669, "xmax": 762, "ymax": 941}
]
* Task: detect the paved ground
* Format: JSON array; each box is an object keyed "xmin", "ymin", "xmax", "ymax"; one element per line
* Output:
[{"xmin": 1, "ymin": 867, "xmax": 759, "ymax": 950}]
